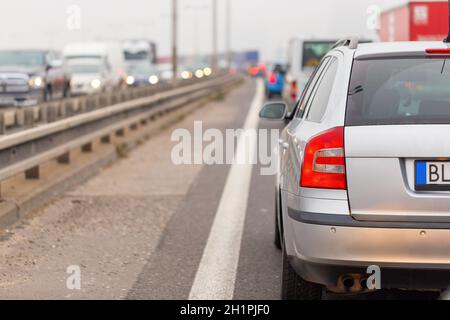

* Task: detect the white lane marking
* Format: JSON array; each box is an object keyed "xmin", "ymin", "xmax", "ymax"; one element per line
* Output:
[{"xmin": 189, "ymin": 79, "xmax": 265, "ymax": 300}]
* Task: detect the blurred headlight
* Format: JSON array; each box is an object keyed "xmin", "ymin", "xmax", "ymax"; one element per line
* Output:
[
  {"xmin": 28, "ymin": 76, "xmax": 44, "ymax": 88},
  {"xmin": 181, "ymin": 71, "xmax": 192, "ymax": 80},
  {"xmin": 203, "ymin": 67, "xmax": 212, "ymax": 76},
  {"xmin": 149, "ymin": 75, "xmax": 159, "ymax": 85},
  {"xmin": 91, "ymin": 79, "xmax": 102, "ymax": 89},
  {"xmin": 126, "ymin": 76, "xmax": 135, "ymax": 85},
  {"xmin": 195, "ymin": 69, "xmax": 204, "ymax": 78}
]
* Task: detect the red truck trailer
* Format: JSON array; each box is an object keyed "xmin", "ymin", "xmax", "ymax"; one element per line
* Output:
[{"xmin": 380, "ymin": 0, "xmax": 449, "ymax": 41}]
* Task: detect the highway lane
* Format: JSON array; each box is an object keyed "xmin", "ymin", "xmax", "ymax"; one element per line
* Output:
[
  {"xmin": 0, "ymin": 78, "xmax": 284, "ymax": 299},
  {"xmin": 0, "ymin": 77, "xmax": 444, "ymax": 300}
]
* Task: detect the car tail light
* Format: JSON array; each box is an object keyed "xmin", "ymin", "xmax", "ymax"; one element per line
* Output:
[
  {"xmin": 426, "ymin": 48, "xmax": 450, "ymax": 55},
  {"xmin": 290, "ymin": 80, "xmax": 298, "ymax": 101},
  {"xmin": 268, "ymin": 72, "xmax": 277, "ymax": 84},
  {"xmin": 300, "ymin": 127, "xmax": 347, "ymax": 190}
]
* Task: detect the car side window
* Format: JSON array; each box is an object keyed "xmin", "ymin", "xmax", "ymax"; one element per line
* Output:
[
  {"xmin": 294, "ymin": 57, "xmax": 331, "ymax": 119},
  {"xmin": 306, "ymin": 57, "xmax": 339, "ymax": 122}
]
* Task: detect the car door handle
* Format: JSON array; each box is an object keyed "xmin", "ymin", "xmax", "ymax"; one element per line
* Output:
[{"xmin": 278, "ymin": 139, "xmax": 289, "ymax": 150}]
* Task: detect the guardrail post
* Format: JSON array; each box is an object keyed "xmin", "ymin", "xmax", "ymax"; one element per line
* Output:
[
  {"xmin": 48, "ymin": 104, "xmax": 58, "ymax": 122},
  {"xmin": 101, "ymin": 135, "xmax": 111, "ymax": 144},
  {"xmin": 99, "ymin": 96, "xmax": 107, "ymax": 108},
  {"xmin": 65, "ymin": 101, "xmax": 74, "ymax": 117},
  {"xmin": 24, "ymin": 109, "xmax": 35, "ymax": 128},
  {"xmin": 40, "ymin": 104, "xmax": 48, "ymax": 123},
  {"xmin": 16, "ymin": 107, "xmax": 25, "ymax": 127},
  {"xmin": 86, "ymin": 97, "xmax": 94, "ymax": 111},
  {"xmin": 59, "ymin": 102, "xmax": 67, "ymax": 118},
  {"xmin": 0, "ymin": 113, "xmax": 6, "ymax": 135},
  {"xmin": 79, "ymin": 100, "xmax": 85, "ymax": 113},
  {"xmin": 57, "ymin": 152, "xmax": 71, "ymax": 164},
  {"xmin": 115, "ymin": 129, "xmax": 125, "ymax": 137},
  {"xmin": 81, "ymin": 142, "xmax": 93, "ymax": 153},
  {"xmin": 25, "ymin": 166, "xmax": 40, "ymax": 180}
]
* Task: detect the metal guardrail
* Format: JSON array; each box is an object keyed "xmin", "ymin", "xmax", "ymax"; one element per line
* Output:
[
  {"xmin": 0, "ymin": 75, "xmax": 215, "ymax": 135},
  {"xmin": 0, "ymin": 74, "xmax": 239, "ymax": 184}
]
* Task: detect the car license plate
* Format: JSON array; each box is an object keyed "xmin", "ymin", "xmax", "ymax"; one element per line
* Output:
[{"xmin": 415, "ymin": 161, "xmax": 450, "ymax": 191}]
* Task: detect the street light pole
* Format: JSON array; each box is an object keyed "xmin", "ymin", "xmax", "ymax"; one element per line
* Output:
[
  {"xmin": 172, "ymin": 0, "xmax": 178, "ymax": 82},
  {"xmin": 226, "ymin": 0, "xmax": 231, "ymax": 68},
  {"xmin": 212, "ymin": 0, "xmax": 218, "ymax": 70}
]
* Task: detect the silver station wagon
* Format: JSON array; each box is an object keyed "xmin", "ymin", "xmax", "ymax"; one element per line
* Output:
[{"xmin": 260, "ymin": 38, "xmax": 450, "ymax": 299}]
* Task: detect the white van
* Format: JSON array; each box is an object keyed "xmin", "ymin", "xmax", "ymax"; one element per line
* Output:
[{"xmin": 63, "ymin": 42, "xmax": 126, "ymax": 90}]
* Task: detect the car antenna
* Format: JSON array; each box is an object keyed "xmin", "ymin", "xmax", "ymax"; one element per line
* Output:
[{"xmin": 445, "ymin": 0, "xmax": 450, "ymax": 43}]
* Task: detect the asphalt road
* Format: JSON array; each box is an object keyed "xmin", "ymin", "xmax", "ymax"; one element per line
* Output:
[
  {"xmin": 0, "ymin": 78, "xmax": 445, "ymax": 300},
  {"xmin": 0, "ymin": 78, "xmax": 284, "ymax": 299}
]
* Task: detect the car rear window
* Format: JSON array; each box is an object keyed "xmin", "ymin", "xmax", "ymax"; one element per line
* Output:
[{"xmin": 346, "ymin": 58, "xmax": 450, "ymax": 126}]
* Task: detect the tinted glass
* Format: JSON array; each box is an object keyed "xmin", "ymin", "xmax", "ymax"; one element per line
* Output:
[
  {"xmin": 295, "ymin": 57, "xmax": 330, "ymax": 118},
  {"xmin": 346, "ymin": 58, "xmax": 450, "ymax": 126},
  {"xmin": 302, "ymin": 41, "xmax": 335, "ymax": 69},
  {"xmin": 0, "ymin": 51, "xmax": 45, "ymax": 67},
  {"xmin": 306, "ymin": 58, "xmax": 338, "ymax": 122}
]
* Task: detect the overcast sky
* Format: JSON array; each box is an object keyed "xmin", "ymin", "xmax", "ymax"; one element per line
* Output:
[{"xmin": 0, "ymin": 0, "xmax": 406, "ymax": 60}]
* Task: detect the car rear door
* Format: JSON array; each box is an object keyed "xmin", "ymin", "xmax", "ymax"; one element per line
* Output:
[
  {"xmin": 281, "ymin": 57, "xmax": 331, "ymax": 194},
  {"xmin": 345, "ymin": 56, "xmax": 450, "ymax": 223}
]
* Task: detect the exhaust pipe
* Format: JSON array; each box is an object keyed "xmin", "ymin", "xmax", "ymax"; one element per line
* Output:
[
  {"xmin": 360, "ymin": 278, "xmax": 368, "ymax": 289},
  {"xmin": 342, "ymin": 276, "xmax": 355, "ymax": 289}
]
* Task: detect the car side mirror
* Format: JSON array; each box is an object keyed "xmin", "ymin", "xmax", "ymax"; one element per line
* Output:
[{"xmin": 259, "ymin": 102, "xmax": 287, "ymax": 120}]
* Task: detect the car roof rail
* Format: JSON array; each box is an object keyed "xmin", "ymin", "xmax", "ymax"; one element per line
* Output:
[{"xmin": 332, "ymin": 36, "xmax": 359, "ymax": 50}]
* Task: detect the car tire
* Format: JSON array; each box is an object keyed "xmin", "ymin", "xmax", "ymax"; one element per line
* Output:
[
  {"xmin": 281, "ymin": 244, "xmax": 323, "ymax": 300},
  {"xmin": 63, "ymin": 82, "xmax": 71, "ymax": 98},
  {"xmin": 44, "ymin": 86, "xmax": 52, "ymax": 102},
  {"xmin": 274, "ymin": 190, "xmax": 282, "ymax": 250}
]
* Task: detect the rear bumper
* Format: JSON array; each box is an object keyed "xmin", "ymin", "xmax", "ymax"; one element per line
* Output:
[{"xmin": 287, "ymin": 208, "xmax": 450, "ymax": 290}]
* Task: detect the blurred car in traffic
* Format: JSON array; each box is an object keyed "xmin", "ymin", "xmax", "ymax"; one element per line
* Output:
[
  {"xmin": 261, "ymin": 38, "xmax": 450, "ymax": 300},
  {"xmin": 68, "ymin": 58, "xmax": 114, "ymax": 95},
  {"xmin": 247, "ymin": 63, "xmax": 266, "ymax": 77},
  {"xmin": 179, "ymin": 66, "xmax": 194, "ymax": 80},
  {"xmin": 0, "ymin": 50, "xmax": 71, "ymax": 106},
  {"xmin": 123, "ymin": 39, "xmax": 158, "ymax": 65},
  {"xmin": 64, "ymin": 42, "xmax": 127, "ymax": 89},
  {"xmin": 125, "ymin": 63, "xmax": 161, "ymax": 87},
  {"xmin": 192, "ymin": 64, "xmax": 213, "ymax": 79},
  {"xmin": 265, "ymin": 63, "xmax": 286, "ymax": 99},
  {"xmin": 157, "ymin": 63, "xmax": 174, "ymax": 82}
]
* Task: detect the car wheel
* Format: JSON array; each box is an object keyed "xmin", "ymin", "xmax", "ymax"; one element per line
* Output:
[
  {"xmin": 274, "ymin": 189, "xmax": 282, "ymax": 250},
  {"xmin": 44, "ymin": 86, "xmax": 52, "ymax": 102},
  {"xmin": 63, "ymin": 82, "xmax": 71, "ymax": 98},
  {"xmin": 281, "ymin": 244, "xmax": 323, "ymax": 300}
]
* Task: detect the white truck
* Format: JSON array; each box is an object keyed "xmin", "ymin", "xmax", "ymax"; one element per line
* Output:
[
  {"xmin": 63, "ymin": 42, "xmax": 126, "ymax": 93},
  {"xmin": 283, "ymin": 39, "xmax": 337, "ymax": 110}
]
